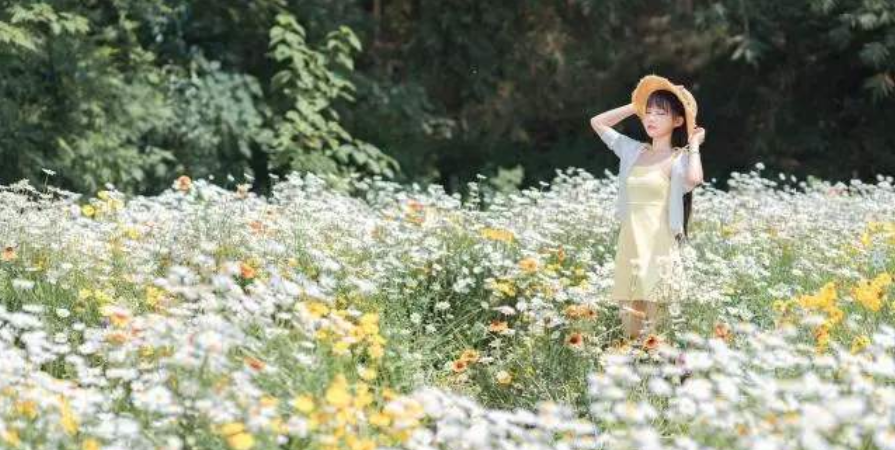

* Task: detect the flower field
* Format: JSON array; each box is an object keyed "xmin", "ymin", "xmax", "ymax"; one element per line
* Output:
[{"xmin": 0, "ymin": 164, "xmax": 894, "ymax": 450}]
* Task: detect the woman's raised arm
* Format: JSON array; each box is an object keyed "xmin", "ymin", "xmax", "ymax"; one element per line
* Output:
[
  {"xmin": 589, "ymin": 103, "xmax": 637, "ymax": 136},
  {"xmin": 589, "ymin": 103, "xmax": 640, "ymax": 159}
]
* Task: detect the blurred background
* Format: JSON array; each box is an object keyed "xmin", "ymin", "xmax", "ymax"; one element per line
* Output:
[{"xmin": 1, "ymin": 0, "xmax": 893, "ymax": 196}]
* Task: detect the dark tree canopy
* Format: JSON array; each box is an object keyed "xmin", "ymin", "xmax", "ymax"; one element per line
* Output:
[{"xmin": 1, "ymin": 0, "xmax": 892, "ymax": 195}]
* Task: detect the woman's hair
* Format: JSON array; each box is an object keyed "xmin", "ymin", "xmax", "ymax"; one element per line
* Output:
[{"xmin": 646, "ymin": 90, "xmax": 693, "ymax": 241}]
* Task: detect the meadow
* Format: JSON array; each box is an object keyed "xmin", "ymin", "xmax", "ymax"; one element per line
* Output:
[{"xmin": 0, "ymin": 163, "xmax": 894, "ymax": 450}]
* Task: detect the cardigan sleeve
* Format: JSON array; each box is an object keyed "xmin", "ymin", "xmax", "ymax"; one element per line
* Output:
[
  {"xmin": 596, "ymin": 126, "xmax": 643, "ymax": 161},
  {"xmin": 678, "ymin": 153, "xmax": 698, "ymax": 193}
]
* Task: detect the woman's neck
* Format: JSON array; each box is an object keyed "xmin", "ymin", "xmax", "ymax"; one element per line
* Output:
[{"xmin": 650, "ymin": 136, "xmax": 674, "ymax": 153}]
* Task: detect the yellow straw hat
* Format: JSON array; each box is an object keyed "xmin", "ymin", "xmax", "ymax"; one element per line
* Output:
[{"xmin": 630, "ymin": 74, "xmax": 698, "ymax": 141}]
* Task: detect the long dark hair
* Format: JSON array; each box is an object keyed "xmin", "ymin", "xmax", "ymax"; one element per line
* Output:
[{"xmin": 646, "ymin": 90, "xmax": 693, "ymax": 242}]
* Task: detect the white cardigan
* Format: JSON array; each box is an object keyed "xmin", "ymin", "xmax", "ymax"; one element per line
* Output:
[{"xmin": 597, "ymin": 126, "xmax": 695, "ymax": 239}]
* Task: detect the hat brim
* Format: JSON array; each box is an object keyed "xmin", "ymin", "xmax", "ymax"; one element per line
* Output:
[{"xmin": 631, "ymin": 74, "xmax": 698, "ymax": 140}]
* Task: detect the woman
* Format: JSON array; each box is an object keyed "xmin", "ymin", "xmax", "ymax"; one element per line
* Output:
[{"xmin": 588, "ymin": 74, "xmax": 706, "ymax": 343}]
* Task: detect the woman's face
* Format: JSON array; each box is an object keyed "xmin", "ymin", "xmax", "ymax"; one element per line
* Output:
[{"xmin": 641, "ymin": 104, "xmax": 684, "ymax": 139}]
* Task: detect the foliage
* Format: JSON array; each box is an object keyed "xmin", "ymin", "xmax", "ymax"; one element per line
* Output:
[{"xmin": 1, "ymin": 0, "xmax": 894, "ymax": 195}]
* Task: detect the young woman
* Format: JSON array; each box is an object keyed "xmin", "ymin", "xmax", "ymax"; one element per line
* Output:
[{"xmin": 589, "ymin": 75, "xmax": 705, "ymax": 343}]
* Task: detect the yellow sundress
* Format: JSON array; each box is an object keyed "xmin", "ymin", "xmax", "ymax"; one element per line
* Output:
[{"xmin": 610, "ymin": 162, "xmax": 677, "ymax": 303}]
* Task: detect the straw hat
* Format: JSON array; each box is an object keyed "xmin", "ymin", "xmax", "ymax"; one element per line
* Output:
[{"xmin": 630, "ymin": 74, "xmax": 698, "ymax": 141}]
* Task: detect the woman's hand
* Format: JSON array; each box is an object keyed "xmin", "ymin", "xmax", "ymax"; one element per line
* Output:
[{"xmin": 689, "ymin": 126, "xmax": 706, "ymax": 147}]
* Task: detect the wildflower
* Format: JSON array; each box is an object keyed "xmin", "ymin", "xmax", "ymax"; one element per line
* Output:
[
  {"xmin": 368, "ymin": 341, "xmax": 385, "ymax": 359},
  {"xmin": 305, "ymin": 301, "xmax": 330, "ymax": 319},
  {"xmin": 325, "ymin": 374, "xmax": 352, "ymax": 408},
  {"xmin": 877, "ymin": 272, "xmax": 892, "ymax": 286},
  {"xmin": 772, "ymin": 299, "xmax": 791, "ymax": 313},
  {"xmin": 853, "ymin": 280, "xmax": 883, "ymax": 312},
  {"xmin": 101, "ymin": 306, "xmax": 131, "ymax": 328},
  {"xmin": 488, "ymin": 320, "xmax": 510, "ymax": 334},
  {"xmin": 93, "ymin": 290, "xmax": 114, "ymax": 306},
  {"xmin": 490, "ymin": 279, "xmax": 517, "ymax": 297},
  {"xmin": 58, "ymin": 395, "xmax": 79, "ymax": 436},
  {"xmin": 369, "ymin": 411, "xmax": 391, "ymax": 427},
  {"xmin": 459, "ymin": 349, "xmax": 480, "ymax": 363},
  {"xmin": 122, "ymin": 226, "xmax": 140, "ymax": 240},
  {"xmin": 813, "ymin": 322, "xmax": 831, "ymax": 340},
  {"xmin": 11, "ymin": 278, "xmax": 34, "ymax": 292},
  {"xmin": 852, "ymin": 273, "xmax": 891, "ymax": 313},
  {"xmin": 358, "ymin": 366, "xmax": 377, "ymax": 381},
  {"xmin": 106, "ymin": 330, "xmax": 128, "ymax": 345},
  {"xmin": 714, "ymin": 322, "xmax": 732, "ymax": 341},
  {"xmin": 2, "ymin": 430, "xmax": 20, "ymax": 447},
  {"xmin": 175, "ymin": 175, "xmax": 192, "ymax": 192},
  {"xmin": 814, "ymin": 322, "xmax": 831, "ymax": 353},
  {"xmin": 345, "ymin": 436, "xmax": 376, "ymax": 450},
  {"xmin": 236, "ymin": 184, "xmax": 251, "ymax": 199},
  {"xmin": 1, "ymin": 246, "xmax": 16, "ymax": 261},
  {"xmin": 564, "ymin": 304, "xmax": 597, "ymax": 320},
  {"xmin": 642, "ymin": 334, "xmax": 663, "ymax": 351},
  {"xmin": 354, "ymin": 382, "xmax": 374, "ymax": 409},
  {"xmin": 382, "ymin": 388, "xmax": 398, "ymax": 402},
  {"xmin": 851, "ymin": 335, "xmax": 871, "ymax": 354},
  {"xmin": 219, "ymin": 422, "xmax": 245, "ymax": 436},
  {"xmin": 566, "ymin": 332, "xmax": 585, "ymax": 349},
  {"xmin": 145, "ymin": 285, "xmax": 167, "ymax": 309},
  {"xmin": 495, "ymin": 370, "xmax": 513, "ymax": 385},
  {"xmin": 403, "ymin": 200, "xmax": 427, "ymax": 225},
  {"xmin": 359, "ymin": 313, "xmax": 380, "ymax": 335},
  {"xmin": 480, "ymin": 227, "xmax": 515, "ymax": 243},
  {"xmin": 15, "ymin": 399, "xmax": 37, "ymax": 419},
  {"xmin": 406, "ymin": 199, "xmax": 424, "ymax": 213},
  {"xmin": 518, "ymin": 257, "xmax": 538, "ymax": 273},
  {"xmin": 451, "ymin": 359, "xmax": 469, "ymax": 373},
  {"xmin": 248, "ymin": 220, "xmax": 265, "ymax": 234},
  {"xmin": 81, "ymin": 204, "xmax": 96, "ymax": 218},
  {"xmin": 227, "ymin": 432, "xmax": 254, "ymax": 450},
  {"xmin": 332, "ymin": 340, "xmax": 351, "ymax": 356},
  {"xmin": 240, "ymin": 262, "xmax": 257, "ymax": 280},
  {"xmin": 244, "ymin": 357, "xmax": 265, "ymax": 371},
  {"xmin": 82, "ymin": 438, "xmax": 101, "ymax": 450},
  {"xmin": 797, "ymin": 282, "xmax": 837, "ymax": 310},
  {"xmin": 293, "ymin": 395, "xmax": 315, "ymax": 414}
]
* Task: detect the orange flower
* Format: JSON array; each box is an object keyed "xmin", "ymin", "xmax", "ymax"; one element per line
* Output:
[
  {"xmin": 642, "ymin": 334, "xmax": 662, "ymax": 351},
  {"xmin": 564, "ymin": 304, "xmax": 597, "ymax": 320},
  {"xmin": 176, "ymin": 175, "xmax": 192, "ymax": 192},
  {"xmin": 407, "ymin": 199, "xmax": 424, "ymax": 213},
  {"xmin": 105, "ymin": 331, "xmax": 128, "ymax": 345},
  {"xmin": 244, "ymin": 357, "xmax": 266, "ymax": 371},
  {"xmin": 248, "ymin": 220, "xmax": 265, "ymax": 234},
  {"xmin": 714, "ymin": 322, "xmax": 732, "ymax": 341},
  {"xmin": 240, "ymin": 262, "xmax": 257, "ymax": 280},
  {"xmin": 565, "ymin": 332, "xmax": 584, "ymax": 348},
  {"xmin": 813, "ymin": 322, "xmax": 831, "ymax": 340},
  {"xmin": 451, "ymin": 359, "xmax": 468, "ymax": 373},
  {"xmin": 1, "ymin": 246, "xmax": 16, "ymax": 262},
  {"xmin": 109, "ymin": 311, "xmax": 131, "ymax": 328},
  {"xmin": 488, "ymin": 320, "xmax": 509, "ymax": 334},
  {"xmin": 459, "ymin": 349, "xmax": 480, "ymax": 363}
]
